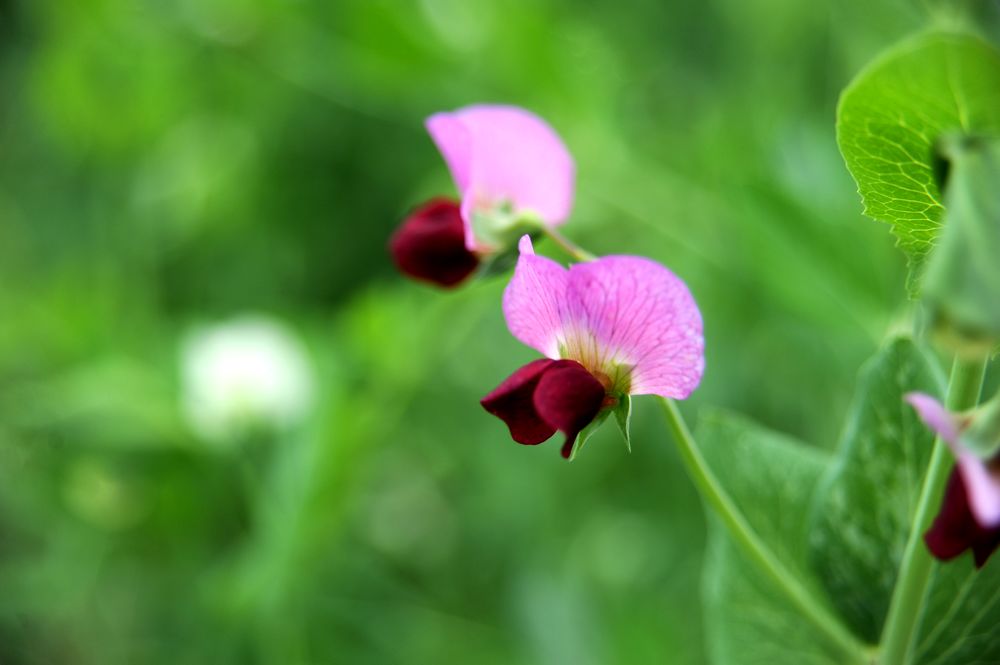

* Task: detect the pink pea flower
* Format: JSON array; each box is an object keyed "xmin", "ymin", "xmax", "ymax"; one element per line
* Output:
[
  {"xmin": 906, "ymin": 393, "xmax": 1000, "ymax": 567},
  {"xmin": 482, "ymin": 236, "xmax": 705, "ymax": 459},
  {"xmin": 389, "ymin": 105, "xmax": 574, "ymax": 287}
]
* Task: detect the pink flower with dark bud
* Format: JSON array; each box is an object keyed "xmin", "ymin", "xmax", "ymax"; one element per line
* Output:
[
  {"xmin": 907, "ymin": 393, "xmax": 1000, "ymax": 567},
  {"xmin": 482, "ymin": 236, "xmax": 705, "ymax": 459},
  {"xmin": 389, "ymin": 105, "xmax": 574, "ymax": 287}
]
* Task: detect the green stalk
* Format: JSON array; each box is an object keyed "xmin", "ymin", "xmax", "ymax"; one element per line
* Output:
[
  {"xmin": 548, "ymin": 226, "xmax": 867, "ymax": 660},
  {"xmin": 540, "ymin": 224, "xmax": 596, "ymax": 262},
  {"xmin": 878, "ymin": 355, "xmax": 988, "ymax": 664},
  {"xmin": 659, "ymin": 398, "xmax": 870, "ymax": 663}
]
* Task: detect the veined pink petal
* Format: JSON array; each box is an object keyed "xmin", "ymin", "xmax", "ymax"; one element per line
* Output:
[
  {"xmin": 426, "ymin": 105, "xmax": 575, "ymax": 249},
  {"xmin": 906, "ymin": 392, "xmax": 1000, "ymax": 528},
  {"xmin": 563, "ymin": 256, "xmax": 704, "ymax": 399},
  {"xmin": 503, "ymin": 237, "xmax": 704, "ymax": 399},
  {"xmin": 502, "ymin": 236, "xmax": 568, "ymax": 358}
]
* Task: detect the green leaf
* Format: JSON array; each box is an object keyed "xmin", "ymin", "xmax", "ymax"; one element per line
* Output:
[
  {"xmin": 698, "ymin": 411, "xmax": 852, "ymax": 665},
  {"xmin": 913, "ymin": 554, "xmax": 1000, "ymax": 664},
  {"xmin": 808, "ymin": 338, "xmax": 943, "ymax": 643},
  {"xmin": 837, "ymin": 31, "xmax": 1000, "ymax": 293},
  {"xmin": 614, "ymin": 395, "xmax": 631, "ymax": 452},
  {"xmin": 566, "ymin": 409, "xmax": 611, "ymax": 461},
  {"xmin": 476, "ymin": 244, "xmax": 520, "ymax": 278},
  {"xmin": 807, "ymin": 338, "xmax": 1000, "ymax": 664}
]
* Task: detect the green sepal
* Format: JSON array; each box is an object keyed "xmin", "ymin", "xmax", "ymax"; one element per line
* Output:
[
  {"xmin": 962, "ymin": 395, "xmax": 1000, "ymax": 458},
  {"xmin": 470, "ymin": 206, "xmax": 547, "ymax": 280},
  {"xmin": 470, "ymin": 205, "xmax": 545, "ymax": 253},
  {"xmin": 565, "ymin": 409, "xmax": 611, "ymax": 461},
  {"xmin": 921, "ymin": 135, "xmax": 1000, "ymax": 354},
  {"xmin": 613, "ymin": 394, "xmax": 632, "ymax": 453},
  {"xmin": 566, "ymin": 395, "xmax": 633, "ymax": 460},
  {"xmin": 607, "ymin": 362, "xmax": 634, "ymax": 396},
  {"xmin": 475, "ymin": 240, "xmax": 523, "ymax": 279}
]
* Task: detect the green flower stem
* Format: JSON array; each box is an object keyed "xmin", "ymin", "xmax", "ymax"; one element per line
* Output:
[
  {"xmin": 540, "ymin": 224, "xmax": 596, "ymax": 262},
  {"xmin": 559, "ymin": 228, "xmax": 865, "ymax": 658},
  {"xmin": 659, "ymin": 397, "xmax": 870, "ymax": 663},
  {"xmin": 878, "ymin": 354, "xmax": 988, "ymax": 665}
]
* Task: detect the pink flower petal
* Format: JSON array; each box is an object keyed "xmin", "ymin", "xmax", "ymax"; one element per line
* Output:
[
  {"xmin": 426, "ymin": 105, "xmax": 575, "ymax": 249},
  {"xmin": 503, "ymin": 237, "xmax": 705, "ymax": 399},
  {"xmin": 502, "ymin": 236, "xmax": 569, "ymax": 359},
  {"xmin": 563, "ymin": 256, "xmax": 704, "ymax": 399},
  {"xmin": 425, "ymin": 113, "xmax": 472, "ymax": 193},
  {"xmin": 905, "ymin": 393, "xmax": 961, "ymax": 443},
  {"xmin": 957, "ymin": 452, "xmax": 1000, "ymax": 528},
  {"xmin": 906, "ymin": 392, "xmax": 1000, "ymax": 528}
]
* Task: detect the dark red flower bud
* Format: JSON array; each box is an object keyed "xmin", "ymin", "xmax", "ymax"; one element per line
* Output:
[
  {"xmin": 481, "ymin": 359, "xmax": 606, "ymax": 458},
  {"xmin": 388, "ymin": 198, "xmax": 479, "ymax": 287},
  {"xmin": 925, "ymin": 469, "xmax": 1000, "ymax": 568}
]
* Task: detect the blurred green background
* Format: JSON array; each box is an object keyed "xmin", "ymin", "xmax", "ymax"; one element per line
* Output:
[{"xmin": 2, "ymin": 1, "xmax": 998, "ymax": 663}]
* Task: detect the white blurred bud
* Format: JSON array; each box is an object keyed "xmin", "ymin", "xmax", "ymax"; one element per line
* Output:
[{"xmin": 180, "ymin": 316, "xmax": 315, "ymax": 442}]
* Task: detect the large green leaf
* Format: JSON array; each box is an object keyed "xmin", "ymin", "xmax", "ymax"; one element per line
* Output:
[
  {"xmin": 807, "ymin": 337, "xmax": 1000, "ymax": 664},
  {"xmin": 913, "ymin": 554, "xmax": 1000, "ymax": 664},
  {"xmin": 837, "ymin": 31, "xmax": 1000, "ymax": 292},
  {"xmin": 808, "ymin": 339, "xmax": 943, "ymax": 642},
  {"xmin": 698, "ymin": 410, "xmax": 851, "ymax": 665}
]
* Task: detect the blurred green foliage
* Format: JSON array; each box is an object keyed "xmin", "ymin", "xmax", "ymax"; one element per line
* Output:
[{"xmin": 1, "ymin": 1, "xmax": 997, "ymax": 663}]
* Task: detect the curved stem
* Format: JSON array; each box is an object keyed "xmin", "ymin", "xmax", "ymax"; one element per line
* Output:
[
  {"xmin": 659, "ymin": 398, "xmax": 870, "ymax": 663},
  {"xmin": 553, "ymin": 226, "xmax": 865, "ymax": 658},
  {"xmin": 878, "ymin": 355, "xmax": 988, "ymax": 665},
  {"xmin": 540, "ymin": 224, "xmax": 596, "ymax": 262}
]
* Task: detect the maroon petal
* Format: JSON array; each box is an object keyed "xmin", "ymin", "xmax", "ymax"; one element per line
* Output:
[
  {"xmin": 925, "ymin": 469, "xmax": 1000, "ymax": 568},
  {"xmin": 481, "ymin": 359, "xmax": 558, "ymax": 445},
  {"xmin": 388, "ymin": 198, "xmax": 479, "ymax": 287},
  {"xmin": 926, "ymin": 471, "xmax": 979, "ymax": 562},
  {"xmin": 532, "ymin": 360, "xmax": 606, "ymax": 459},
  {"xmin": 972, "ymin": 535, "xmax": 1000, "ymax": 569}
]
